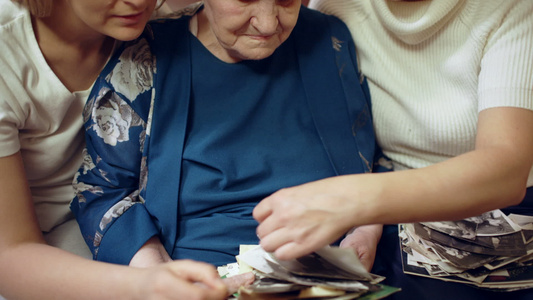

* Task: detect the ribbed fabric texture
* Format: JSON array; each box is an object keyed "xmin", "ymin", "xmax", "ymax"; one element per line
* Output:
[{"xmin": 310, "ymin": 0, "xmax": 533, "ymax": 185}]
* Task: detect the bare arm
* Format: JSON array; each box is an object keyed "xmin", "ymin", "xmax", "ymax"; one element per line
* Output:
[
  {"xmin": 254, "ymin": 107, "xmax": 533, "ymax": 259},
  {"xmin": 0, "ymin": 153, "xmax": 228, "ymax": 300}
]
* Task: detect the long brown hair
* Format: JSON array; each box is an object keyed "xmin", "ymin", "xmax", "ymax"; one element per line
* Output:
[{"xmin": 13, "ymin": 0, "xmax": 53, "ymax": 17}]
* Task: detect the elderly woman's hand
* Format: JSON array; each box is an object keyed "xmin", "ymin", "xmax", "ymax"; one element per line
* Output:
[
  {"xmin": 340, "ymin": 225, "xmax": 383, "ymax": 272},
  {"xmin": 222, "ymin": 272, "xmax": 256, "ymax": 295},
  {"xmin": 130, "ymin": 236, "xmax": 172, "ymax": 268}
]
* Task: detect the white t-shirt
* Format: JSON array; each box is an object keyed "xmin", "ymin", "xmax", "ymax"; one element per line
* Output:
[
  {"xmin": 309, "ymin": 0, "xmax": 533, "ymax": 186},
  {"xmin": 0, "ymin": 0, "xmax": 88, "ymax": 232}
]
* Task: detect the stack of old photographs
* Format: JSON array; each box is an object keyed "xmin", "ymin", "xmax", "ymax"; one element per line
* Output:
[
  {"xmin": 400, "ymin": 209, "xmax": 533, "ymax": 291},
  {"xmin": 220, "ymin": 245, "xmax": 399, "ymax": 300}
]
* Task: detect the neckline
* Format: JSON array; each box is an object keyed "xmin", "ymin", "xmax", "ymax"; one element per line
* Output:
[
  {"xmin": 371, "ymin": 0, "xmax": 463, "ymax": 44},
  {"xmin": 26, "ymin": 11, "xmax": 117, "ymax": 95}
]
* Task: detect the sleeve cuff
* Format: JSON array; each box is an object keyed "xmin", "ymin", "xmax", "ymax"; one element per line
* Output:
[{"xmin": 96, "ymin": 203, "xmax": 159, "ymax": 265}]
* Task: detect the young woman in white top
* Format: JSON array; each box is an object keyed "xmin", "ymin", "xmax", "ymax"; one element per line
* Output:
[
  {"xmin": 0, "ymin": 0, "xmax": 251, "ymax": 299},
  {"xmin": 254, "ymin": 0, "xmax": 533, "ymax": 298}
]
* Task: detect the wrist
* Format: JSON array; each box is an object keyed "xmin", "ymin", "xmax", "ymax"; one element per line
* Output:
[{"xmin": 129, "ymin": 236, "xmax": 171, "ymax": 267}]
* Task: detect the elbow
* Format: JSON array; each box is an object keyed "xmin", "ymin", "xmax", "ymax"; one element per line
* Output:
[
  {"xmin": 501, "ymin": 175, "xmax": 529, "ymax": 207},
  {"xmin": 506, "ymin": 185, "xmax": 528, "ymax": 207},
  {"xmin": 500, "ymin": 161, "xmax": 532, "ymax": 208}
]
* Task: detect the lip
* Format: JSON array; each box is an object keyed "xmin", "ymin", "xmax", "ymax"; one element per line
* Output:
[
  {"xmin": 247, "ymin": 34, "xmax": 274, "ymax": 41},
  {"xmin": 114, "ymin": 12, "xmax": 145, "ymax": 26}
]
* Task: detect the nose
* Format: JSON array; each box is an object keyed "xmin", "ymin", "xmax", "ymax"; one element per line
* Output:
[{"xmin": 250, "ymin": 1, "xmax": 280, "ymax": 35}]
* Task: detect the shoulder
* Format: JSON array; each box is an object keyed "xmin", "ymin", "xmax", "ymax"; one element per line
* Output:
[
  {"xmin": 0, "ymin": 0, "xmax": 27, "ymax": 28},
  {"xmin": 297, "ymin": 5, "xmax": 346, "ymax": 28},
  {"xmin": 85, "ymin": 35, "xmax": 156, "ymax": 127},
  {"xmin": 0, "ymin": 1, "xmax": 42, "ymax": 122},
  {"xmin": 148, "ymin": 2, "xmax": 199, "ymax": 36},
  {"xmin": 151, "ymin": 1, "xmax": 202, "ymax": 21},
  {"xmin": 97, "ymin": 37, "xmax": 155, "ymax": 103},
  {"xmin": 460, "ymin": 0, "xmax": 531, "ymax": 27},
  {"xmin": 0, "ymin": 0, "xmax": 31, "ymax": 50},
  {"xmin": 294, "ymin": 6, "xmax": 354, "ymax": 45},
  {"xmin": 0, "ymin": 0, "xmax": 37, "ymax": 70},
  {"xmin": 94, "ymin": 6, "xmax": 195, "ymax": 108}
]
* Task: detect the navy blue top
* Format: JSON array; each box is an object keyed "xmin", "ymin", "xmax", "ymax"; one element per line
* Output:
[{"xmin": 176, "ymin": 34, "xmax": 336, "ymax": 265}]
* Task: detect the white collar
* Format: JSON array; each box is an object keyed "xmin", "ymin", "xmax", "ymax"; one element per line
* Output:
[{"xmin": 371, "ymin": 0, "xmax": 464, "ymax": 44}]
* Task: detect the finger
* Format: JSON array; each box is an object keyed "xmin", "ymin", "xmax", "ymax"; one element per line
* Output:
[
  {"xmin": 169, "ymin": 260, "xmax": 225, "ymax": 289},
  {"xmin": 178, "ymin": 280, "xmax": 228, "ymax": 300},
  {"xmin": 143, "ymin": 266, "xmax": 226, "ymax": 300},
  {"xmin": 259, "ymin": 225, "xmax": 320, "ymax": 260},
  {"xmin": 255, "ymin": 195, "xmax": 298, "ymax": 239},
  {"xmin": 260, "ymin": 216, "xmax": 328, "ymax": 255},
  {"xmin": 258, "ymin": 226, "xmax": 295, "ymax": 253},
  {"xmin": 359, "ymin": 252, "xmax": 375, "ymax": 272},
  {"xmin": 255, "ymin": 212, "xmax": 286, "ymax": 239},
  {"xmin": 171, "ymin": 279, "xmax": 226, "ymax": 300},
  {"xmin": 272, "ymin": 241, "xmax": 316, "ymax": 261},
  {"xmin": 339, "ymin": 241, "xmax": 374, "ymax": 272},
  {"xmin": 253, "ymin": 197, "xmax": 274, "ymax": 223},
  {"xmin": 271, "ymin": 225, "xmax": 347, "ymax": 261},
  {"xmin": 222, "ymin": 272, "xmax": 256, "ymax": 294},
  {"xmin": 339, "ymin": 235, "xmax": 356, "ymax": 249},
  {"xmin": 353, "ymin": 247, "xmax": 374, "ymax": 272}
]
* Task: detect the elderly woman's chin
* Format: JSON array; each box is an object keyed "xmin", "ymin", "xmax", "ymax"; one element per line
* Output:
[
  {"xmin": 235, "ymin": 48, "xmax": 278, "ymax": 61},
  {"xmin": 228, "ymin": 38, "xmax": 288, "ymax": 62}
]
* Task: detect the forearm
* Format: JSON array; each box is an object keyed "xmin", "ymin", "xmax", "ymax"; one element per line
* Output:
[
  {"xmin": 351, "ymin": 149, "xmax": 530, "ymax": 226},
  {"xmin": 0, "ymin": 242, "xmax": 141, "ymax": 300},
  {"xmin": 346, "ymin": 107, "xmax": 533, "ymax": 226},
  {"xmin": 0, "ymin": 241, "xmax": 234, "ymax": 300},
  {"xmin": 254, "ymin": 147, "xmax": 530, "ymax": 260}
]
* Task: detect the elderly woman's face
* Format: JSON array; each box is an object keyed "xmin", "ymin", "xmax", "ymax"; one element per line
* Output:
[{"xmin": 202, "ymin": 0, "xmax": 301, "ymax": 62}]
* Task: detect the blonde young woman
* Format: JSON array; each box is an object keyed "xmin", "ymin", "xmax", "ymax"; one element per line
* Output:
[{"xmin": 0, "ymin": 0, "xmax": 251, "ymax": 299}]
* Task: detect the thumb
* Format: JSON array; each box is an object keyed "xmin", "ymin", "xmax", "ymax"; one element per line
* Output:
[{"xmin": 223, "ymin": 272, "xmax": 256, "ymax": 294}]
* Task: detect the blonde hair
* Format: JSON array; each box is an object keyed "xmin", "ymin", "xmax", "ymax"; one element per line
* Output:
[
  {"xmin": 156, "ymin": 0, "xmax": 168, "ymax": 10},
  {"xmin": 13, "ymin": 0, "xmax": 52, "ymax": 17}
]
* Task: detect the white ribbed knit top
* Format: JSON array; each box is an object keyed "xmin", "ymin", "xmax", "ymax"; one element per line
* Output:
[{"xmin": 310, "ymin": 0, "xmax": 533, "ymax": 186}]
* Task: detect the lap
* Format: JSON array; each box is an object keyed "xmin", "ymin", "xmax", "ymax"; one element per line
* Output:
[
  {"xmin": 501, "ymin": 186, "xmax": 533, "ymax": 215},
  {"xmin": 374, "ymin": 226, "xmax": 533, "ymax": 300},
  {"xmin": 374, "ymin": 188, "xmax": 533, "ymax": 300}
]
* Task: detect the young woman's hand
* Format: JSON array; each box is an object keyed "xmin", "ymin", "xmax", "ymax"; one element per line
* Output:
[
  {"xmin": 136, "ymin": 259, "xmax": 228, "ymax": 300},
  {"xmin": 253, "ymin": 175, "xmax": 367, "ymax": 260}
]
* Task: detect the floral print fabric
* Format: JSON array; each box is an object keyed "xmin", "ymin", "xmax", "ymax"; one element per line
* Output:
[{"xmin": 72, "ymin": 34, "xmax": 156, "ymax": 258}]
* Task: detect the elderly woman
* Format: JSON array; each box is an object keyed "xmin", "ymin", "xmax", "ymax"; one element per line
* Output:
[{"xmin": 71, "ymin": 0, "xmax": 382, "ymax": 268}]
